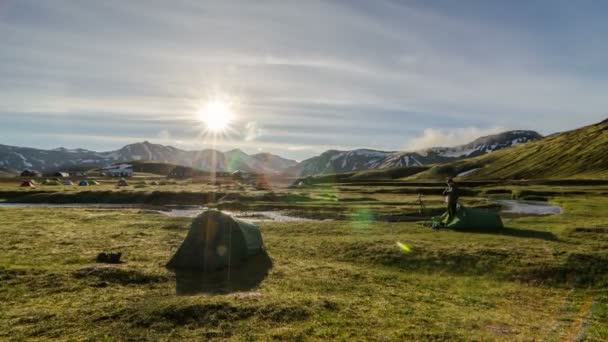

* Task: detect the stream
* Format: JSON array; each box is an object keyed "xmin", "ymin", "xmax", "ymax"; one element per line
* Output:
[{"xmin": 0, "ymin": 199, "xmax": 563, "ymax": 219}]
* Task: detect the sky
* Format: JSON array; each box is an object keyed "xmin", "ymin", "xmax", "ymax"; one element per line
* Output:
[{"xmin": 1, "ymin": 0, "xmax": 607, "ymax": 161}]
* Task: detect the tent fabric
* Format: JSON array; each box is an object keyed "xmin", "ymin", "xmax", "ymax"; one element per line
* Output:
[
  {"xmin": 42, "ymin": 179, "xmax": 61, "ymax": 185},
  {"xmin": 63, "ymin": 180, "xmax": 74, "ymax": 186},
  {"xmin": 167, "ymin": 210, "xmax": 264, "ymax": 271},
  {"xmin": 78, "ymin": 180, "xmax": 89, "ymax": 186},
  {"xmin": 88, "ymin": 180, "xmax": 99, "ymax": 185},
  {"xmin": 20, "ymin": 180, "xmax": 35, "ymax": 187},
  {"xmin": 117, "ymin": 179, "xmax": 129, "ymax": 186},
  {"xmin": 432, "ymin": 206, "xmax": 503, "ymax": 231}
]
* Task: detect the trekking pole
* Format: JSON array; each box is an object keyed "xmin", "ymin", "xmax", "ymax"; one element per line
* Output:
[
  {"xmin": 418, "ymin": 193, "xmax": 432, "ymax": 227},
  {"xmin": 418, "ymin": 194, "xmax": 426, "ymax": 216}
]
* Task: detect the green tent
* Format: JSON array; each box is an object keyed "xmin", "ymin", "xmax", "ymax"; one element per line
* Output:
[
  {"xmin": 432, "ymin": 206, "xmax": 503, "ymax": 231},
  {"xmin": 167, "ymin": 210, "xmax": 264, "ymax": 271}
]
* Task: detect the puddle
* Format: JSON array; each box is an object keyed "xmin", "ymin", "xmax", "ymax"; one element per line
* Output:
[{"xmin": 496, "ymin": 200, "xmax": 562, "ymax": 215}]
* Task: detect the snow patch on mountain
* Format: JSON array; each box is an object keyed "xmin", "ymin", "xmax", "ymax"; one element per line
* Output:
[{"xmin": 457, "ymin": 168, "xmax": 481, "ymax": 177}]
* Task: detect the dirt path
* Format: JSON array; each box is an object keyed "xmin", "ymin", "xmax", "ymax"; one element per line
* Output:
[{"xmin": 564, "ymin": 295, "xmax": 595, "ymax": 341}]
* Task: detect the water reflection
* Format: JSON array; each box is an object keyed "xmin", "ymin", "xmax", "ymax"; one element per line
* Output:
[
  {"xmin": 172, "ymin": 251, "xmax": 273, "ymax": 295},
  {"xmin": 496, "ymin": 200, "xmax": 562, "ymax": 215}
]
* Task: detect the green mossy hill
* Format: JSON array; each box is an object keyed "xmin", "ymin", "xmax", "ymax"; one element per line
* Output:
[{"xmin": 412, "ymin": 119, "xmax": 608, "ymax": 180}]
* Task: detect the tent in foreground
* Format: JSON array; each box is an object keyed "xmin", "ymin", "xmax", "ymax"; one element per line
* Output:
[
  {"xmin": 167, "ymin": 210, "xmax": 264, "ymax": 271},
  {"xmin": 432, "ymin": 206, "xmax": 503, "ymax": 231}
]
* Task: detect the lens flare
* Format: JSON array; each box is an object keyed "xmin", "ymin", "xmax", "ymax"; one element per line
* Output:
[{"xmin": 396, "ymin": 242, "xmax": 411, "ymax": 253}]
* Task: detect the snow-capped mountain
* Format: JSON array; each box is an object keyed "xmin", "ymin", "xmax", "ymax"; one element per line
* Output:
[
  {"xmin": 0, "ymin": 141, "xmax": 297, "ymax": 174},
  {"xmin": 289, "ymin": 130, "xmax": 541, "ymax": 176}
]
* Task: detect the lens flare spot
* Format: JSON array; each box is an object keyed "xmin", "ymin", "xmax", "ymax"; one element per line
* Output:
[
  {"xmin": 396, "ymin": 242, "xmax": 411, "ymax": 253},
  {"xmin": 216, "ymin": 245, "xmax": 228, "ymax": 256}
]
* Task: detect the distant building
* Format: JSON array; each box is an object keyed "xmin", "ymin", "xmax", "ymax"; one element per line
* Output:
[
  {"xmin": 168, "ymin": 166, "xmax": 193, "ymax": 178},
  {"xmin": 20, "ymin": 170, "xmax": 42, "ymax": 177},
  {"xmin": 102, "ymin": 164, "xmax": 133, "ymax": 177}
]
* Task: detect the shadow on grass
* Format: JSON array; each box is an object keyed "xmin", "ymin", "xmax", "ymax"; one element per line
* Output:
[
  {"xmin": 458, "ymin": 226, "xmax": 557, "ymax": 241},
  {"xmin": 171, "ymin": 251, "xmax": 273, "ymax": 295}
]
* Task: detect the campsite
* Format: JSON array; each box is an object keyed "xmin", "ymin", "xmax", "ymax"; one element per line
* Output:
[
  {"xmin": 1, "ymin": 171, "xmax": 607, "ymax": 340},
  {"xmin": 3, "ymin": 1, "xmax": 608, "ymax": 340}
]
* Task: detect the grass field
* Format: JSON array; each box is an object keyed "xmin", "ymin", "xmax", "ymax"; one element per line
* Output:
[{"xmin": 1, "ymin": 179, "xmax": 608, "ymax": 340}]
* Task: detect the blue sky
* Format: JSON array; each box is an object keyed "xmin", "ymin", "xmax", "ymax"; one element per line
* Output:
[{"xmin": 1, "ymin": 0, "xmax": 607, "ymax": 161}]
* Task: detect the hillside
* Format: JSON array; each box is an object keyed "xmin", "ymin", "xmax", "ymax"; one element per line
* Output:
[
  {"xmin": 127, "ymin": 161, "xmax": 211, "ymax": 177},
  {"xmin": 289, "ymin": 130, "xmax": 541, "ymax": 177},
  {"xmin": 412, "ymin": 119, "xmax": 608, "ymax": 180},
  {"xmin": 0, "ymin": 167, "xmax": 18, "ymax": 177}
]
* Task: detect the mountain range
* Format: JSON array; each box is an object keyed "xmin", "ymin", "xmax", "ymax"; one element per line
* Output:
[
  {"xmin": 288, "ymin": 130, "xmax": 541, "ymax": 176},
  {"xmin": 0, "ymin": 141, "xmax": 297, "ymax": 174},
  {"xmin": 0, "ymin": 130, "xmax": 541, "ymax": 176}
]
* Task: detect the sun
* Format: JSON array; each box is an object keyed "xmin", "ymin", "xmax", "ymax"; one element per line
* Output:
[{"xmin": 197, "ymin": 100, "xmax": 234, "ymax": 132}]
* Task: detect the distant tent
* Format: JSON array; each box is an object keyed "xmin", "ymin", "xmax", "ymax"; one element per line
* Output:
[
  {"xmin": 88, "ymin": 179, "xmax": 99, "ymax": 185},
  {"xmin": 63, "ymin": 180, "xmax": 74, "ymax": 186},
  {"xmin": 20, "ymin": 180, "xmax": 35, "ymax": 187},
  {"xmin": 117, "ymin": 179, "xmax": 129, "ymax": 186},
  {"xmin": 42, "ymin": 179, "xmax": 61, "ymax": 186},
  {"xmin": 53, "ymin": 172, "xmax": 70, "ymax": 178},
  {"xmin": 150, "ymin": 181, "xmax": 159, "ymax": 185},
  {"xmin": 78, "ymin": 180, "xmax": 89, "ymax": 186},
  {"xmin": 432, "ymin": 206, "xmax": 503, "ymax": 231},
  {"xmin": 167, "ymin": 210, "xmax": 264, "ymax": 271}
]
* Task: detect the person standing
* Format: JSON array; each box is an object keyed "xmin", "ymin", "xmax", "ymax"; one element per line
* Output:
[{"xmin": 443, "ymin": 178, "xmax": 459, "ymax": 222}]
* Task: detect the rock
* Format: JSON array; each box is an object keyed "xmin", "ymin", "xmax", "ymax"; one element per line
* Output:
[{"xmin": 96, "ymin": 252, "xmax": 122, "ymax": 264}]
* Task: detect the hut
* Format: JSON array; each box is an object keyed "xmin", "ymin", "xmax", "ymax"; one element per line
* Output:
[{"xmin": 20, "ymin": 170, "xmax": 41, "ymax": 177}]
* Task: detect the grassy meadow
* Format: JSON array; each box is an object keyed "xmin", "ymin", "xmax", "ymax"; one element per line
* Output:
[{"xmin": 1, "ymin": 179, "xmax": 607, "ymax": 340}]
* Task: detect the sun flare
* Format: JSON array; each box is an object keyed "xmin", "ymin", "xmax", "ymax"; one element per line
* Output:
[{"xmin": 197, "ymin": 100, "xmax": 234, "ymax": 132}]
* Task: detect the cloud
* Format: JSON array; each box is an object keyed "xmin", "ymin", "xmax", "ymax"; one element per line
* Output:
[
  {"xmin": 244, "ymin": 121, "xmax": 263, "ymax": 142},
  {"xmin": 1, "ymin": 1, "xmax": 608, "ymax": 160},
  {"xmin": 405, "ymin": 126, "xmax": 506, "ymax": 150},
  {"xmin": 157, "ymin": 129, "xmax": 171, "ymax": 140}
]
